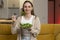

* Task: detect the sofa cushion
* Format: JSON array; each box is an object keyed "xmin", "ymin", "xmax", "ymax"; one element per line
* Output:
[
  {"xmin": 37, "ymin": 34, "xmax": 54, "ymax": 40},
  {"xmin": 56, "ymin": 33, "xmax": 60, "ymax": 40},
  {"xmin": 40, "ymin": 24, "xmax": 54, "ymax": 34},
  {"xmin": 54, "ymin": 24, "xmax": 60, "ymax": 34},
  {"xmin": 0, "ymin": 24, "xmax": 11, "ymax": 35},
  {"xmin": 0, "ymin": 35, "xmax": 17, "ymax": 40}
]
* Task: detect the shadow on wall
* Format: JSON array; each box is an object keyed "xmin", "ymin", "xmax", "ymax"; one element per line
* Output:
[{"xmin": 0, "ymin": 0, "xmax": 4, "ymax": 8}]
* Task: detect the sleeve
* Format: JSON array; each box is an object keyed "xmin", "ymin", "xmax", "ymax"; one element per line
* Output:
[
  {"xmin": 31, "ymin": 16, "xmax": 41, "ymax": 37},
  {"xmin": 11, "ymin": 17, "xmax": 20, "ymax": 34}
]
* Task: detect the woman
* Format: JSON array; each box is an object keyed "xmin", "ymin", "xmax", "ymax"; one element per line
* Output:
[{"xmin": 11, "ymin": 1, "xmax": 41, "ymax": 40}]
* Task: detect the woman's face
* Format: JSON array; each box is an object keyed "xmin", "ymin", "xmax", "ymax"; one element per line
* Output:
[{"xmin": 23, "ymin": 2, "xmax": 33, "ymax": 14}]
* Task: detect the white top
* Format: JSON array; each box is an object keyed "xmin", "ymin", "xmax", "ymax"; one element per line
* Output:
[{"xmin": 21, "ymin": 15, "xmax": 34, "ymax": 24}]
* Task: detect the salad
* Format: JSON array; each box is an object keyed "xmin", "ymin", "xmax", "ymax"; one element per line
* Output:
[{"xmin": 20, "ymin": 23, "xmax": 32, "ymax": 29}]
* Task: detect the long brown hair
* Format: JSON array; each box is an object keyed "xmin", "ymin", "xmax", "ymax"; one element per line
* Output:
[{"xmin": 22, "ymin": 1, "xmax": 35, "ymax": 15}]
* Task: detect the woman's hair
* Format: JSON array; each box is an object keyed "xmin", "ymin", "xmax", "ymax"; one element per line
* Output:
[{"xmin": 22, "ymin": 1, "xmax": 35, "ymax": 15}]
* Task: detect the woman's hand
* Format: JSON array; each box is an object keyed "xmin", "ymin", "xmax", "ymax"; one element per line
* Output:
[{"xmin": 27, "ymin": 28, "xmax": 31, "ymax": 31}]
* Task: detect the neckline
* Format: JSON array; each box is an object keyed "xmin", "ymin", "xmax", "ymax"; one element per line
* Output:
[{"xmin": 23, "ymin": 15, "xmax": 33, "ymax": 20}]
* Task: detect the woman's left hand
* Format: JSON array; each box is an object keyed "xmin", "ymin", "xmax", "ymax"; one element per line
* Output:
[{"xmin": 27, "ymin": 28, "xmax": 31, "ymax": 31}]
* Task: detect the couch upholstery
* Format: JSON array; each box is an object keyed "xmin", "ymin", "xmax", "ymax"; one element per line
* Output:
[
  {"xmin": 0, "ymin": 24, "xmax": 60, "ymax": 40},
  {"xmin": 37, "ymin": 24, "xmax": 54, "ymax": 40},
  {"xmin": 0, "ymin": 24, "xmax": 17, "ymax": 40}
]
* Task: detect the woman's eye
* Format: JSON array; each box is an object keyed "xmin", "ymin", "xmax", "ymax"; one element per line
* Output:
[{"xmin": 28, "ymin": 6, "xmax": 31, "ymax": 8}]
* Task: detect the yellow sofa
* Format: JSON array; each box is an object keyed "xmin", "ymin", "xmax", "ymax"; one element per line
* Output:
[
  {"xmin": 0, "ymin": 24, "xmax": 17, "ymax": 40},
  {"xmin": 0, "ymin": 24, "xmax": 60, "ymax": 40}
]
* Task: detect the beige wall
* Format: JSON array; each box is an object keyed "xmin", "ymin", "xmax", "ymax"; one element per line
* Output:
[
  {"xmin": 33, "ymin": 0, "xmax": 48, "ymax": 24},
  {"xmin": 0, "ymin": 0, "xmax": 8, "ymax": 18},
  {"xmin": 8, "ymin": 0, "xmax": 19, "ymax": 8},
  {"xmin": 0, "ymin": 0, "xmax": 19, "ymax": 18},
  {"xmin": 19, "ymin": 0, "xmax": 26, "ymax": 8}
]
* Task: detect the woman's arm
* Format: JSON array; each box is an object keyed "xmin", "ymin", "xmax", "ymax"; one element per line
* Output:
[
  {"xmin": 11, "ymin": 17, "xmax": 21, "ymax": 34},
  {"xmin": 31, "ymin": 16, "xmax": 41, "ymax": 37}
]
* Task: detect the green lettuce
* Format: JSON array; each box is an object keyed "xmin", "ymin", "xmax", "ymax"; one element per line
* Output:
[{"xmin": 20, "ymin": 23, "xmax": 32, "ymax": 29}]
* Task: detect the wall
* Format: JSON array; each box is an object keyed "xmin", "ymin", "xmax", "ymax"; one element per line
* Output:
[
  {"xmin": 8, "ymin": 0, "xmax": 19, "ymax": 8},
  {"xmin": 0, "ymin": 0, "xmax": 8, "ymax": 18},
  {"xmin": 0, "ymin": 0, "xmax": 19, "ymax": 18},
  {"xmin": 33, "ymin": 0, "xmax": 48, "ymax": 24}
]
